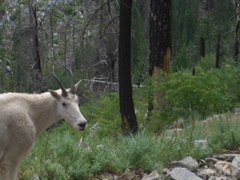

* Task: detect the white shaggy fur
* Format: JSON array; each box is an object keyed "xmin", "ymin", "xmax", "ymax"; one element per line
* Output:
[{"xmin": 0, "ymin": 84, "xmax": 87, "ymax": 180}]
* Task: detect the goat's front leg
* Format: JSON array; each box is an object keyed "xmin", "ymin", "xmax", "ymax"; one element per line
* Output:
[{"xmin": 0, "ymin": 160, "xmax": 20, "ymax": 180}]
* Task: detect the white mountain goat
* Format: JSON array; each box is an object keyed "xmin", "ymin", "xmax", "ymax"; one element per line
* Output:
[{"xmin": 0, "ymin": 73, "xmax": 87, "ymax": 180}]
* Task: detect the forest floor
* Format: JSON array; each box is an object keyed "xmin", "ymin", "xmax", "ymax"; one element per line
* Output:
[
  {"xmin": 90, "ymin": 112, "xmax": 240, "ymax": 180},
  {"xmin": 90, "ymin": 167, "xmax": 145, "ymax": 180}
]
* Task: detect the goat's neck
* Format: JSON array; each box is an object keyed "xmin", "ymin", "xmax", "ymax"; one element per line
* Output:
[{"xmin": 29, "ymin": 93, "xmax": 61, "ymax": 137}]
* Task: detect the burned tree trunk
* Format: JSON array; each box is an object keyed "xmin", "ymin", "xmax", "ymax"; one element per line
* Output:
[
  {"xmin": 234, "ymin": 1, "xmax": 240, "ymax": 61},
  {"xmin": 149, "ymin": 0, "xmax": 171, "ymax": 76},
  {"xmin": 148, "ymin": 0, "xmax": 171, "ymax": 116},
  {"xmin": 118, "ymin": 0, "xmax": 138, "ymax": 135},
  {"xmin": 200, "ymin": 37, "xmax": 205, "ymax": 58},
  {"xmin": 28, "ymin": 1, "xmax": 43, "ymax": 93},
  {"xmin": 215, "ymin": 34, "xmax": 220, "ymax": 69}
]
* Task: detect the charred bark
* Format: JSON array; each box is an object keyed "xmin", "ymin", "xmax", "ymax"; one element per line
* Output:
[
  {"xmin": 118, "ymin": 0, "xmax": 138, "ymax": 135},
  {"xmin": 234, "ymin": 1, "xmax": 240, "ymax": 61},
  {"xmin": 149, "ymin": 0, "xmax": 171, "ymax": 76},
  {"xmin": 28, "ymin": 1, "xmax": 43, "ymax": 93},
  {"xmin": 148, "ymin": 0, "xmax": 171, "ymax": 116},
  {"xmin": 200, "ymin": 37, "xmax": 205, "ymax": 58},
  {"xmin": 215, "ymin": 34, "xmax": 220, "ymax": 69}
]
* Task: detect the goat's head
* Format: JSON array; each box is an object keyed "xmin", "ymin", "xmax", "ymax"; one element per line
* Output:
[{"xmin": 49, "ymin": 73, "xmax": 87, "ymax": 131}]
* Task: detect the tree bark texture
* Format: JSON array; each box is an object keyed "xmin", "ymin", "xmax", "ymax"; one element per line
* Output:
[
  {"xmin": 200, "ymin": 37, "xmax": 205, "ymax": 58},
  {"xmin": 149, "ymin": 0, "xmax": 171, "ymax": 76},
  {"xmin": 234, "ymin": 2, "xmax": 240, "ymax": 61},
  {"xmin": 215, "ymin": 34, "xmax": 220, "ymax": 69},
  {"xmin": 28, "ymin": 1, "xmax": 43, "ymax": 93},
  {"xmin": 118, "ymin": 0, "xmax": 138, "ymax": 135},
  {"xmin": 148, "ymin": 0, "xmax": 171, "ymax": 115}
]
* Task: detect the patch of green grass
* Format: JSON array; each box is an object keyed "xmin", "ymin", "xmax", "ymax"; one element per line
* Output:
[{"xmin": 20, "ymin": 113, "xmax": 240, "ymax": 179}]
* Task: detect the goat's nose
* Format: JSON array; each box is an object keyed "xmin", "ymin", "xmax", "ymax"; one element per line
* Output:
[{"xmin": 78, "ymin": 121, "xmax": 86, "ymax": 128}]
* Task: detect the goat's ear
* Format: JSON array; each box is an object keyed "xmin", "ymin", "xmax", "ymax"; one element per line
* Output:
[
  {"xmin": 49, "ymin": 89, "xmax": 60, "ymax": 100},
  {"xmin": 75, "ymin": 80, "xmax": 82, "ymax": 92}
]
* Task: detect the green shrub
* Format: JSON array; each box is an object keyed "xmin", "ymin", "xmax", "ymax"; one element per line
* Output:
[
  {"xmin": 172, "ymin": 44, "xmax": 197, "ymax": 72},
  {"xmin": 208, "ymin": 116, "xmax": 240, "ymax": 152},
  {"xmin": 198, "ymin": 53, "xmax": 216, "ymax": 70},
  {"xmin": 147, "ymin": 65, "xmax": 239, "ymax": 132}
]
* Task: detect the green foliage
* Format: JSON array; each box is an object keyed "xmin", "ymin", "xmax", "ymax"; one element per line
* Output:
[
  {"xmin": 208, "ymin": 116, "xmax": 240, "ymax": 152},
  {"xmin": 81, "ymin": 93, "xmax": 122, "ymax": 138},
  {"xmin": 113, "ymin": 132, "xmax": 164, "ymax": 171},
  {"xmin": 63, "ymin": 6, "xmax": 74, "ymax": 15},
  {"xmin": 197, "ymin": 53, "xmax": 216, "ymax": 70},
  {"xmin": 131, "ymin": 1, "xmax": 149, "ymax": 85},
  {"xmin": 172, "ymin": 0, "xmax": 200, "ymax": 50},
  {"xmin": 10, "ymin": 8, "xmax": 21, "ymax": 21},
  {"xmin": 147, "ymin": 64, "xmax": 239, "ymax": 132},
  {"xmin": 172, "ymin": 44, "xmax": 197, "ymax": 72},
  {"xmin": 172, "ymin": 0, "xmax": 235, "ymax": 67},
  {"xmin": 20, "ymin": 130, "xmax": 163, "ymax": 179}
]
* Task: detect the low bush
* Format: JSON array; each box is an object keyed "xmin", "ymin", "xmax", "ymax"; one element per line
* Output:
[{"xmin": 147, "ymin": 65, "xmax": 239, "ymax": 132}]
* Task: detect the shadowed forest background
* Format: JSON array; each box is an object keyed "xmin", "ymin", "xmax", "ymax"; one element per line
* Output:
[{"xmin": 0, "ymin": 0, "xmax": 237, "ymax": 93}]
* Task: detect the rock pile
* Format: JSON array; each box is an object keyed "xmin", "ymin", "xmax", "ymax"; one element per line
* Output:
[{"xmin": 142, "ymin": 153, "xmax": 240, "ymax": 180}]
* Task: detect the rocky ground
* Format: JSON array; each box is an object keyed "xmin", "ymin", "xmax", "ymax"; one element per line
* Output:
[
  {"xmin": 90, "ymin": 148, "xmax": 240, "ymax": 180},
  {"xmin": 90, "ymin": 109, "xmax": 240, "ymax": 180}
]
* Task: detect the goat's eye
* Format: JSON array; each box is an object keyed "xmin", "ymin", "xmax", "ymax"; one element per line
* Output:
[{"xmin": 62, "ymin": 103, "xmax": 67, "ymax": 106}]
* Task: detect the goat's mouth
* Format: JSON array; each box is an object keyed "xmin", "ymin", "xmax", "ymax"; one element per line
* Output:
[
  {"xmin": 78, "ymin": 127, "xmax": 85, "ymax": 131},
  {"xmin": 77, "ymin": 122, "xmax": 87, "ymax": 131}
]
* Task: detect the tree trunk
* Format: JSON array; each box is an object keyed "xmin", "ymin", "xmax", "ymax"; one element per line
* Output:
[
  {"xmin": 234, "ymin": 4, "xmax": 240, "ymax": 61},
  {"xmin": 148, "ymin": 0, "xmax": 171, "ymax": 115},
  {"xmin": 28, "ymin": 1, "xmax": 43, "ymax": 93},
  {"xmin": 234, "ymin": 24, "xmax": 239, "ymax": 59},
  {"xmin": 215, "ymin": 34, "xmax": 220, "ymax": 69},
  {"xmin": 200, "ymin": 37, "xmax": 205, "ymax": 58},
  {"xmin": 118, "ymin": 0, "xmax": 138, "ymax": 135}
]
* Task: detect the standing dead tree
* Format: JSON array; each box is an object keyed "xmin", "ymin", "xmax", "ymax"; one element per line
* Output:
[
  {"xmin": 118, "ymin": 0, "xmax": 138, "ymax": 135},
  {"xmin": 147, "ymin": 0, "xmax": 171, "ymax": 117},
  {"xmin": 215, "ymin": 34, "xmax": 220, "ymax": 68},
  {"xmin": 28, "ymin": 0, "xmax": 44, "ymax": 93},
  {"xmin": 233, "ymin": 0, "xmax": 240, "ymax": 61}
]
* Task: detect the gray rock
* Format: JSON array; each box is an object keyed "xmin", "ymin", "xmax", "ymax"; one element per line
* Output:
[
  {"xmin": 170, "ymin": 156, "xmax": 199, "ymax": 172},
  {"xmin": 214, "ymin": 163, "xmax": 224, "ymax": 175},
  {"xmin": 209, "ymin": 176, "xmax": 229, "ymax": 180},
  {"xmin": 234, "ymin": 108, "xmax": 240, "ymax": 115},
  {"xmin": 100, "ymin": 172, "xmax": 114, "ymax": 180},
  {"xmin": 198, "ymin": 169, "xmax": 216, "ymax": 180},
  {"xmin": 231, "ymin": 154, "xmax": 240, "ymax": 179},
  {"xmin": 31, "ymin": 174, "xmax": 40, "ymax": 180},
  {"xmin": 205, "ymin": 158, "xmax": 219, "ymax": 166},
  {"xmin": 165, "ymin": 168, "xmax": 203, "ymax": 180},
  {"xmin": 171, "ymin": 119, "xmax": 185, "ymax": 128},
  {"xmin": 194, "ymin": 140, "xmax": 208, "ymax": 149},
  {"xmin": 212, "ymin": 154, "xmax": 237, "ymax": 162},
  {"xmin": 141, "ymin": 170, "xmax": 161, "ymax": 180}
]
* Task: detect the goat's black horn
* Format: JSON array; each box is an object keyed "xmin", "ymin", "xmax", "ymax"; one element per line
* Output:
[
  {"xmin": 51, "ymin": 73, "xmax": 68, "ymax": 97},
  {"xmin": 67, "ymin": 68, "xmax": 76, "ymax": 94}
]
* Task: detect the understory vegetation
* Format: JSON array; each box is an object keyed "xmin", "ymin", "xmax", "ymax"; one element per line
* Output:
[{"xmin": 19, "ymin": 57, "xmax": 240, "ymax": 179}]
